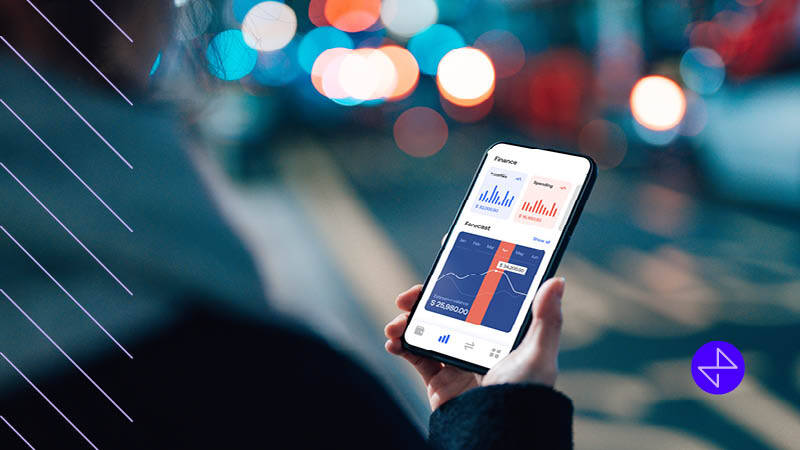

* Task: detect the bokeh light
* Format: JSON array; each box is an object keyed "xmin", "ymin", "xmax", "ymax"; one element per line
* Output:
[
  {"xmin": 311, "ymin": 47, "xmax": 402, "ymax": 104},
  {"xmin": 578, "ymin": 119, "xmax": 628, "ymax": 169},
  {"xmin": 688, "ymin": 21, "xmax": 734, "ymax": 63},
  {"xmin": 408, "ymin": 24, "xmax": 465, "ymax": 75},
  {"xmin": 633, "ymin": 120, "xmax": 679, "ymax": 146},
  {"xmin": 526, "ymin": 49, "xmax": 592, "ymax": 135},
  {"xmin": 299, "ymin": 27, "xmax": 354, "ymax": 73},
  {"xmin": 175, "ymin": 0, "xmax": 213, "ymax": 41},
  {"xmin": 207, "ymin": 29, "xmax": 259, "ymax": 81},
  {"xmin": 321, "ymin": 50, "xmax": 361, "ymax": 105},
  {"xmin": 678, "ymin": 92, "xmax": 707, "ymax": 137},
  {"xmin": 338, "ymin": 48, "xmax": 397, "ymax": 100},
  {"xmin": 679, "ymin": 47, "xmax": 725, "ymax": 95},
  {"xmin": 440, "ymin": 94, "xmax": 493, "ymax": 123},
  {"xmin": 311, "ymin": 47, "xmax": 351, "ymax": 98},
  {"xmin": 381, "ymin": 0, "xmax": 438, "ymax": 38},
  {"xmin": 393, "ymin": 107, "xmax": 448, "ymax": 157},
  {"xmin": 630, "ymin": 75, "xmax": 686, "ymax": 131},
  {"xmin": 241, "ymin": 2, "xmax": 297, "ymax": 52},
  {"xmin": 252, "ymin": 41, "xmax": 300, "ymax": 86},
  {"xmin": 379, "ymin": 46, "xmax": 419, "ymax": 100},
  {"xmin": 324, "ymin": 0, "xmax": 381, "ymax": 33},
  {"xmin": 437, "ymin": 47, "xmax": 495, "ymax": 107},
  {"xmin": 474, "ymin": 29, "xmax": 525, "ymax": 79},
  {"xmin": 308, "ymin": 0, "xmax": 330, "ymax": 27},
  {"xmin": 233, "ymin": 0, "xmax": 279, "ymax": 22}
]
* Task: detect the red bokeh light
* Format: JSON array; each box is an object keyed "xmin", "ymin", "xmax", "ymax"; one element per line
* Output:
[{"xmin": 393, "ymin": 107, "xmax": 448, "ymax": 157}]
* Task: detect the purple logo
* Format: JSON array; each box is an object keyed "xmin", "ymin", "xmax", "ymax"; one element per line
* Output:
[{"xmin": 691, "ymin": 341, "xmax": 745, "ymax": 395}]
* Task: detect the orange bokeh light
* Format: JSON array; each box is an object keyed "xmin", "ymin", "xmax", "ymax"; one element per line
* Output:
[
  {"xmin": 324, "ymin": 0, "xmax": 381, "ymax": 33},
  {"xmin": 379, "ymin": 45, "xmax": 419, "ymax": 101}
]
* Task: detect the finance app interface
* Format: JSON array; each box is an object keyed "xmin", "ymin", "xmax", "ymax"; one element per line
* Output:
[{"xmin": 405, "ymin": 144, "xmax": 591, "ymax": 369}]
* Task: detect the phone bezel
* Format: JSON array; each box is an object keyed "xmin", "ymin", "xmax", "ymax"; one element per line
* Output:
[{"xmin": 400, "ymin": 142, "xmax": 598, "ymax": 374}]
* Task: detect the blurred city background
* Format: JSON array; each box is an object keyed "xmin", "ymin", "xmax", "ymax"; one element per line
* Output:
[
  {"xmin": 156, "ymin": 0, "xmax": 800, "ymax": 448},
  {"xmin": 3, "ymin": 0, "xmax": 800, "ymax": 448}
]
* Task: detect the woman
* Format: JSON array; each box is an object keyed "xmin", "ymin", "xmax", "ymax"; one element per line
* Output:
[{"xmin": 0, "ymin": 1, "xmax": 573, "ymax": 448}]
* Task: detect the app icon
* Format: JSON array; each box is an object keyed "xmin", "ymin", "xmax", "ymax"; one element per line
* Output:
[{"xmin": 691, "ymin": 341, "xmax": 745, "ymax": 395}]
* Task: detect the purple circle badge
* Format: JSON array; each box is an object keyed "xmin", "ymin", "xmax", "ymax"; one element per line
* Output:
[{"xmin": 691, "ymin": 341, "xmax": 745, "ymax": 395}]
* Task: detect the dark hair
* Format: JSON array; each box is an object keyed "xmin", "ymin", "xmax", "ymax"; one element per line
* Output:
[{"xmin": 1, "ymin": 1, "xmax": 173, "ymax": 92}]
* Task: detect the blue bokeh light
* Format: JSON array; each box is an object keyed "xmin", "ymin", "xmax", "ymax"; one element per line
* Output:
[
  {"xmin": 298, "ymin": 27, "xmax": 354, "ymax": 74},
  {"xmin": 252, "ymin": 40, "xmax": 301, "ymax": 86},
  {"xmin": 206, "ymin": 29, "xmax": 259, "ymax": 81},
  {"xmin": 408, "ymin": 24, "xmax": 465, "ymax": 75},
  {"xmin": 680, "ymin": 47, "xmax": 725, "ymax": 95}
]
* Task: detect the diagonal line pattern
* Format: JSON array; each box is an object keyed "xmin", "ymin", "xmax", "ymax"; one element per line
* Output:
[
  {"xmin": 0, "ymin": 225, "xmax": 133, "ymax": 359},
  {"xmin": 0, "ymin": 98, "xmax": 133, "ymax": 232},
  {"xmin": 0, "ymin": 352, "xmax": 99, "ymax": 450},
  {"xmin": 87, "ymin": 0, "xmax": 133, "ymax": 43},
  {"xmin": 0, "ymin": 162, "xmax": 133, "ymax": 295},
  {"xmin": 22, "ymin": 0, "xmax": 133, "ymax": 105},
  {"xmin": 1, "ymin": 415, "xmax": 36, "ymax": 449},
  {"xmin": 1, "ymin": 289, "xmax": 133, "ymax": 422},
  {"xmin": 0, "ymin": 36, "xmax": 134, "ymax": 170}
]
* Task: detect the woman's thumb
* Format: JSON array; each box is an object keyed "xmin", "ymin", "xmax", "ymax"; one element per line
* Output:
[{"xmin": 517, "ymin": 277, "xmax": 565, "ymax": 382}]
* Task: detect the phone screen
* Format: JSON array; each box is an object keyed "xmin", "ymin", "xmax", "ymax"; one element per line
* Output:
[{"xmin": 404, "ymin": 143, "xmax": 593, "ymax": 370}]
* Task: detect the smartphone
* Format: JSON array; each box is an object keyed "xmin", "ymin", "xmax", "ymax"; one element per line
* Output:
[{"xmin": 402, "ymin": 142, "xmax": 596, "ymax": 374}]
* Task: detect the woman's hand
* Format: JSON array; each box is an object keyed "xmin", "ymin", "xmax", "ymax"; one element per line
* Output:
[{"xmin": 384, "ymin": 277, "xmax": 565, "ymax": 410}]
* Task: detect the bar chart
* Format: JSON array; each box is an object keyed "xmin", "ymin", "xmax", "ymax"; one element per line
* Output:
[
  {"xmin": 478, "ymin": 185, "xmax": 515, "ymax": 207},
  {"xmin": 520, "ymin": 199, "xmax": 558, "ymax": 217},
  {"xmin": 514, "ymin": 176, "xmax": 572, "ymax": 228},
  {"xmin": 472, "ymin": 167, "xmax": 526, "ymax": 219}
]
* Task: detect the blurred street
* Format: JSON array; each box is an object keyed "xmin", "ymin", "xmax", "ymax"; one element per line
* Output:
[{"xmin": 211, "ymin": 125, "xmax": 800, "ymax": 449}]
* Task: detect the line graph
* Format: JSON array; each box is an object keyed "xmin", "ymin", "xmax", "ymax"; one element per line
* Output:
[
  {"xmin": 426, "ymin": 232, "xmax": 544, "ymax": 332},
  {"xmin": 437, "ymin": 270, "xmax": 528, "ymax": 296}
]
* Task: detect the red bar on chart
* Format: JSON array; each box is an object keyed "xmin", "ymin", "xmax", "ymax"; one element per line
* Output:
[
  {"xmin": 514, "ymin": 176, "xmax": 572, "ymax": 228},
  {"xmin": 465, "ymin": 241, "xmax": 516, "ymax": 325}
]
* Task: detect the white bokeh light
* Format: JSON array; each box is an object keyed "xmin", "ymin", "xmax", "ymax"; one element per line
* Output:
[
  {"xmin": 437, "ymin": 47, "xmax": 495, "ymax": 106},
  {"xmin": 338, "ymin": 49, "xmax": 397, "ymax": 100},
  {"xmin": 381, "ymin": 0, "xmax": 438, "ymax": 38},
  {"xmin": 630, "ymin": 76, "xmax": 687, "ymax": 131},
  {"xmin": 241, "ymin": 1, "xmax": 297, "ymax": 52}
]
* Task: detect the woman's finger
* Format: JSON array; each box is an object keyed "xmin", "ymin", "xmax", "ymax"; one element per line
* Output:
[
  {"xmin": 384, "ymin": 312, "xmax": 409, "ymax": 339},
  {"xmin": 514, "ymin": 277, "xmax": 564, "ymax": 380},
  {"xmin": 385, "ymin": 338, "xmax": 443, "ymax": 384},
  {"xmin": 395, "ymin": 284, "xmax": 423, "ymax": 311}
]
